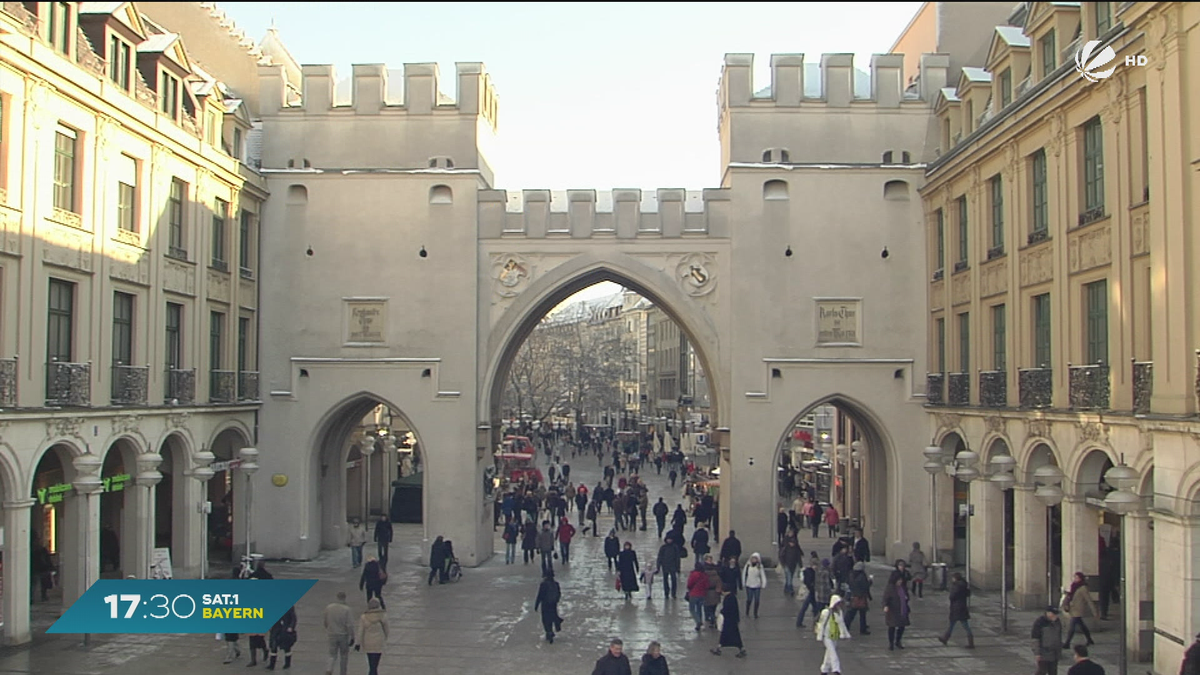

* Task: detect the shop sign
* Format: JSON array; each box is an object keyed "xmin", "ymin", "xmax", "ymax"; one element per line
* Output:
[
  {"xmin": 36, "ymin": 483, "xmax": 73, "ymax": 505},
  {"xmin": 102, "ymin": 473, "xmax": 131, "ymax": 493}
]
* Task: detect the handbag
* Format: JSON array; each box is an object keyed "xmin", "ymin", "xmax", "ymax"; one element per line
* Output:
[
  {"xmin": 379, "ymin": 569, "xmax": 388, "ymax": 584},
  {"xmin": 851, "ymin": 595, "xmax": 868, "ymax": 610},
  {"xmin": 616, "ymin": 578, "xmax": 622, "ymax": 591}
]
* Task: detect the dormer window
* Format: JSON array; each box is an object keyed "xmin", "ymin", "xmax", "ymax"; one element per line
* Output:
[
  {"xmin": 205, "ymin": 110, "xmax": 219, "ymax": 145},
  {"xmin": 999, "ymin": 68, "xmax": 1013, "ymax": 107},
  {"xmin": 1040, "ymin": 30, "xmax": 1057, "ymax": 77},
  {"xmin": 1095, "ymin": 2, "xmax": 1112, "ymax": 35},
  {"xmin": 160, "ymin": 70, "xmax": 180, "ymax": 119},
  {"xmin": 48, "ymin": 1, "xmax": 72, "ymax": 56},
  {"xmin": 109, "ymin": 35, "xmax": 131, "ymax": 91}
]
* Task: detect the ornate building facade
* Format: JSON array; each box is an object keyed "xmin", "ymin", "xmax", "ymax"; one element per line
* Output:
[{"xmin": 917, "ymin": 2, "xmax": 1199, "ymax": 670}]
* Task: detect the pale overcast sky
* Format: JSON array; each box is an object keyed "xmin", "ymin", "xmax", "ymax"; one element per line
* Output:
[{"xmin": 220, "ymin": 1, "xmax": 923, "ymax": 303}]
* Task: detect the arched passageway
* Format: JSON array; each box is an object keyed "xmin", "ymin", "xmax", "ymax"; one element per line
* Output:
[{"xmin": 208, "ymin": 426, "xmax": 253, "ymax": 564}]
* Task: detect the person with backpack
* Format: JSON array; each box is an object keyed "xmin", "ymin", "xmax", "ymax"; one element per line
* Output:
[
  {"xmin": 502, "ymin": 518, "xmax": 520, "ymax": 564},
  {"xmin": 534, "ymin": 571, "xmax": 564, "ymax": 643}
]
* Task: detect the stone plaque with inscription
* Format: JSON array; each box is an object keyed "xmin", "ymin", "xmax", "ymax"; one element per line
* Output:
[
  {"xmin": 345, "ymin": 299, "xmax": 388, "ymax": 344},
  {"xmin": 815, "ymin": 299, "xmax": 862, "ymax": 346}
]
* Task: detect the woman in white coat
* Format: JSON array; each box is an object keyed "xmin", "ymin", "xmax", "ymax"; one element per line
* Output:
[
  {"xmin": 741, "ymin": 552, "xmax": 767, "ymax": 618},
  {"xmin": 815, "ymin": 594, "xmax": 851, "ymax": 675}
]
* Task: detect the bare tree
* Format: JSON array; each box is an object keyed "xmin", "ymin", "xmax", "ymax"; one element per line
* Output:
[{"xmin": 502, "ymin": 325, "xmax": 571, "ymax": 424}]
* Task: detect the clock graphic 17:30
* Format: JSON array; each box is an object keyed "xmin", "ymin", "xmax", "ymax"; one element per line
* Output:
[{"xmin": 48, "ymin": 579, "xmax": 316, "ymax": 635}]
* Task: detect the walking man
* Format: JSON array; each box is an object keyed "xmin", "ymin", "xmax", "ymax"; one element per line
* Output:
[
  {"xmin": 653, "ymin": 497, "xmax": 669, "ymax": 539},
  {"xmin": 938, "ymin": 572, "xmax": 975, "ymax": 648},
  {"xmin": 556, "ymin": 517, "xmax": 577, "ymax": 565},
  {"xmin": 373, "ymin": 516, "xmax": 393, "ymax": 568},
  {"xmin": 1031, "ymin": 606, "xmax": 1064, "ymax": 675},
  {"xmin": 534, "ymin": 571, "xmax": 563, "ymax": 643},
  {"xmin": 656, "ymin": 534, "xmax": 682, "ymax": 599},
  {"xmin": 1066, "ymin": 645, "xmax": 1106, "ymax": 675},
  {"xmin": 347, "ymin": 519, "xmax": 367, "ymax": 568},
  {"xmin": 537, "ymin": 521, "xmax": 556, "ymax": 576},
  {"xmin": 591, "ymin": 638, "xmax": 632, "ymax": 675},
  {"xmin": 428, "ymin": 536, "xmax": 446, "ymax": 585},
  {"xmin": 322, "ymin": 591, "xmax": 355, "ymax": 675}
]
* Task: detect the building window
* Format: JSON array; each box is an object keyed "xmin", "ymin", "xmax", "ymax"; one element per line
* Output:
[
  {"xmin": 206, "ymin": 111, "xmax": 219, "ymax": 145},
  {"xmin": 239, "ymin": 210, "xmax": 253, "ymax": 271},
  {"xmin": 990, "ymin": 175, "xmax": 1004, "ymax": 250},
  {"xmin": 160, "ymin": 71, "xmax": 180, "ymax": 119},
  {"xmin": 1040, "ymin": 30, "xmax": 1057, "ymax": 77},
  {"xmin": 992, "ymin": 304, "xmax": 1006, "ymax": 371},
  {"xmin": 1032, "ymin": 150, "xmax": 1048, "ymax": 235},
  {"xmin": 1085, "ymin": 279, "xmax": 1108, "ymax": 364},
  {"xmin": 936, "ymin": 318, "xmax": 946, "ymax": 373},
  {"xmin": 165, "ymin": 302, "xmax": 182, "ymax": 369},
  {"xmin": 935, "ymin": 209, "xmax": 945, "ymax": 272},
  {"xmin": 942, "ymin": 118, "xmax": 951, "ymax": 149},
  {"xmin": 48, "ymin": 2, "xmax": 71, "ymax": 55},
  {"xmin": 211, "ymin": 198, "xmax": 228, "ymax": 269},
  {"xmin": 238, "ymin": 316, "xmax": 250, "ymax": 372},
  {"xmin": 116, "ymin": 154, "xmax": 138, "ymax": 233},
  {"xmin": 168, "ymin": 179, "xmax": 187, "ymax": 258},
  {"xmin": 958, "ymin": 312, "xmax": 970, "ymax": 373},
  {"xmin": 209, "ymin": 311, "xmax": 224, "ymax": 370},
  {"xmin": 1033, "ymin": 293, "xmax": 1052, "ymax": 368},
  {"xmin": 999, "ymin": 68, "xmax": 1012, "ymax": 107},
  {"xmin": 53, "ymin": 126, "xmax": 77, "ymax": 212},
  {"xmin": 112, "ymin": 291, "xmax": 134, "ymax": 365},
  {"xmin": 232, "ymin": 127, "xmax": 242, "ymax": 160},
  {"xmin": 47, "ymin": 278, "xmax": 75, "ymax": 362},
  {"xmin": 109, "ymin": 35, "xmax": 131, "ymax": 90},
  {"xmin": 1095, "ymin": 1, "xmax": 1112, "ymax": 35},
  {"xmin": 966, "ymin": 101, "xmax": 974, "ymax": 133},
  {"xmin": 1137, "ymin": 89, "xmax": 1149, "ymax": 201},
  {"xmin": 1083, "ymin": 116, "xmax": 1105, "ymax": 213},
  {"xmin": 957, "ymin": 196, "xmax": 968, "ymax": 264}
]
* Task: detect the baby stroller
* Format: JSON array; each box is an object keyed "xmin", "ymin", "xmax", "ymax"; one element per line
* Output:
[{"xmin": 445, "ymin": 557, "xmax": 463, "ymax": 583}]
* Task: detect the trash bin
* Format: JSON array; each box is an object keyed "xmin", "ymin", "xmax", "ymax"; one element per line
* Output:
[{"xmin": 930, "ymin": 562, "xmax": 949, "ymax": 591}]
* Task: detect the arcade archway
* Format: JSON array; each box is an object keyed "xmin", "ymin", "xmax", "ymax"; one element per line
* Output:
[
  {"xmin": 30, "ymin": 443, "xmax": 80, "ymax": 608},
  {"xmin": 208, "ymin": 426, "xmax": 253, "ymax": 564},
  {"xmin": 155, "ymin": 433, "xmax": 191, "ymax": 571}
]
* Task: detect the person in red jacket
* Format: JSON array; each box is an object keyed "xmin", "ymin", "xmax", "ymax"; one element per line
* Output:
[
  {"xmin": 686, "ymin": 562, "xmax": 710, "ymax": 632},
  {"xmin": 556, "ymin": 517, "xmax": 577, "ymax": 565}
]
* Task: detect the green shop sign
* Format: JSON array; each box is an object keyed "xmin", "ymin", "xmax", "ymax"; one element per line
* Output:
[{"xmin": 35, "ymin": 474, "xmax": 132, "ymax": 504}]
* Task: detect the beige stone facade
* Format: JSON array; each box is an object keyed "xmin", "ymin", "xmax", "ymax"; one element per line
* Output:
[
  {"xmin": 0, "ymin": 1, "xmax": 266, "ymax": 645},
  {"xmin": 918, "ymin": 2, "xmax": 1200, "ymax": 671}
]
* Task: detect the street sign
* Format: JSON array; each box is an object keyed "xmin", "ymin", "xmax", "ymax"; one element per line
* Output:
[{"xmin": 209, "ymin": 459, "xmax": 243, "ymax": 472}]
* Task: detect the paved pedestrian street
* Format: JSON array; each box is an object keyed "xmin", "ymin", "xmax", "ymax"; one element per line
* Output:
[{"xmin": 5, "ymin": 457, "xmax": 1130, "ymax": 675}]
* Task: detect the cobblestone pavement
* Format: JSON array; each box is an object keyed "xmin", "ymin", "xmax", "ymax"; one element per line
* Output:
[{"xmin": 4, "ymin": 450, "xmax": 1142, "ymax": 674}]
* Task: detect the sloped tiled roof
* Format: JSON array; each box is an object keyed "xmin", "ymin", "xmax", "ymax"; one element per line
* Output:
[
  {"xmin": 995, "ymin": 25, "xmax": 1031, "ymax": 48},
  {"xmin": 79, "ymin": 2, "xmax": 125, "ymax": 14},
  {"xmin": 961, "ymin": 67, "xmax": 993, "ymax": 83}
]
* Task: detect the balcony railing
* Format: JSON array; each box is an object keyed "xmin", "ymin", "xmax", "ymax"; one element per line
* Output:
[
  {"xmin": 1078, "ymin": 206, "xmax": 1106, "ymax": 228},
  {"xmin": 1019, "ymin": 367, "xmax": 1052, "ymax": 409},
  {"xmin": 1132, "ymin": 361, "xmax": 1152, "ymax": 415},
  {"xmin": 1069, "ymin": 363, "xmax": 1110, "ymax": 410},
  {"xmin": 987, "ymin": 245, "xmax": 1005, "ymax": 260},
  {"xmin": 0, "ymin": 357, "xmax": 16, "ymax": 407},
  {"xmin": 210, "ymin": 370, "xmax": 236, "ymax": 403},
  {"xmin": 165, "ymin": 368, "xmax": 196, "ymax": 404},
  {"xmin": 1027, "ymin": 229, "xmax": 1049, "ymax": 246},
  {"xmin": 980, "ymin": 370, "xmax": 1007, "ymax": 408},
  {"xmin": 948, "ymin": 372, "xmax": 970, "ymax": 406},
  {"xmin": 210, "ymin": 259, "xmax": 229, "ymax": 273},
  {"xmin": 237, "ymin": 371, "xmax": 260, "ymax": 401},
  {"xmin": 239, "ymin": 266, "xmax": 255, "ymax": 280},
  {"xmin": 46, "ymin": 361, "xmax": 91, "ymax": 407},
  {"xmin": 926, "ymin": 373, "xmax": 945, "ymax": 406},
  {"xmin": 111, "ymin": 364, "xmax": 149, "ymax": 405},
  {"xmin": 932, "ymin": 268, "xmax": 944, "ymax": 281},
  {"xmin": 953, "ymin": 260, "xmax": 969, "ymax": 273}
]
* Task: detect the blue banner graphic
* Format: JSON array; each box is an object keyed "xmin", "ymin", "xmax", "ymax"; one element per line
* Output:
[{"xmin": 47, "ymin": 579, "xmax": 317, "ymax": 634}]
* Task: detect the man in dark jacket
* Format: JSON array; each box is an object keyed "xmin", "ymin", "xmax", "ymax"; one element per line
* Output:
[
  {"xmin": 852, "ymin": 528, "xmax": 871, "ymax": 562},
  {"xmin": 832, "ymin": 548, "xmax": 854, "ymax": 590},
  {"xmin": 1066, "ymin": 645, "xmax": 1106, "ymax": 675},
  {"xmin": 1031, "ymin": 607, "xmax": 1064, "ymax": 675},
  {"xmin": 534, "ymin": 571, "xmax": 563, "ymax": 643},
  {"xmin": 938, "ymin": 572, "xmax": 975, "ymax": 648},
  {"xmin": 657, "ymin": 535, "xmax": 682, "ymax": 599},
  {"xmin": 1181, "ymin": 631, "xmax": 1200, "ymax": 675},
  {"xmin": 536, "ymin": 521, "xmax": 556, "ymax": 576},
  {"xmin": 719, "ymin": 530, "xmax": 742, "ymax": 566},
  {"xmin": 591, "ymin": 638, "xmax": 633, "ymax": 675},
  {"xmin": 373, "ymin": 516, "xmax": 393, "ymax": 568},
  {"xmin": 691, "ymin": 525, "xmax": 710, "ymax": 559},
  {"xmin": 671, "ymin": 504, "xmax": 687, "ymax": 532},
  {"xmin": 266, "ymin": 604, "xmax": 297, "ymax": 670},
  {"xmin": 428, "ymin": 536, "xmax": 446, "ymax": 585},
  {"xmin": 653, "ymin": 498, "xmax": 669, "ymax": 539}
]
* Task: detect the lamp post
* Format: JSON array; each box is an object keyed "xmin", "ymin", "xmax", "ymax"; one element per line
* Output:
[
  {"xmin": 955, "ymin": 447, "xmax": 979, "ymax": 587},
  {"xmin": 1102, "ymin": 458, "xmax": 1139, "ymax": 675},
  {"xmin": 1033, "ymin": 464, "xmax": 1065, "ymax": 606},
  {"xmin": 923, "ymin": 445, "xmax": 945, "ymax": 567},
  {"xmin": 238, "ymin": 448, "xmax": 260, "ymax": 565},
  {"xmin": 190, "ymin": 449, "xmax": 216, "ymax": 579},
  {"xmin": 72, "ymin": 453, "xmax": 104, "ymax": 648},
  {"xmin": 835, "ymin": 444, "xmax": 849, "ymax": 514},
  {"xmin": 850, "ymin": 440, "xmax": 862, "ymax": 525},
  {"xmin": 135, "ymin": 452, "xmax": 164, "ymax": 579},
  {"xmin": 990, "ymin": 453, "xmax": 1016, "ymax": 633},
  {"xmin": 361, "ymin": 434, "xmax": 377, "ymax": 521}
]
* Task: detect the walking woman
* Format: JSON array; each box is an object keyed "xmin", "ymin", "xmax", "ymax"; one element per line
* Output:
[
  {"xmin": 1062, "ymin": 571, "xmax": 1098, "ymax": 648},
  {"xmin": 686, "ymin": 562, "xmax": 710, "ymax": 632},
  {"xmin": 937, "ymin": 572, "xmax": 974, "ymax": 648},
  {"xmin": 359, "ymin": 555, "xmax": 387, "ymax": 609},
  {"xmin": 907, "ymin": 542, "xmax": 928, "ymax": 599},
  {"xmin": 816, "ymin": 595, "xmax": 851, "ymax": 675},
  {"xmin": 604, "ymin": 529, "xmax": 622, "ymax": 572},
  {"xmin": 355, "ymin": 598, "xmax": 388, "ymax": 675},
  {"xmin": 522, "ymin": 519, "xmax": 538, "ymax": 565},
  {"xmin": 742, "ymin": 553, "xmax": 767, "ymax": 619},
  {"xmin": 266, "ymin": 604, "xmax": 297, "ymax": 670},
  {"xmin": 616, "ymin": 542, "xmax": 641, "ymax": 601},
  {"xmin": 882, "ymin": 571, "xmax": 911, "ymax": 651},
  {"xmin": 639, "ymin": 641, "xmax": 669, "ymax": 675},
  {"xmin": 711, "ymin": 587, "xmax": 747, "ymax": 658}
]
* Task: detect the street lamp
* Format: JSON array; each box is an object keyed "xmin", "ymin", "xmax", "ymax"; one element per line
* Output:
[
  {"xmin": 990, "ymin": 453, "xmax": 1016, "ymax": 633},
  {"xmin": 923, "ymin": 445, "xmax": 945, "ymax": 569},
  {"xmin": 72, "ymin": 453, "xmax": 104, "ymax": 647},
  {"xmin": 135, "ymin": 452, "xmax": 163, "ymax": 579},
  {"xmin": 954, "ymin": 448, "xmax": 979, "ymax": 587},
  {"xmin": 361, "ymin": 434, "xmax": 377, "ymax": 521},
  {"xmin": 190, "ymin": 449, "xmax": 216, "ymax": 579},
  {"xmin": 238, "ymin": 448, "xmax": 260, "ymax": 566},
  {"xmin": 1102, "ymin": 458, "xmax": 1139, "ymax": 675},
  {"xmin": 850, "ymin": 440, "xmax": 862, "ymax": 524},
  {"xmin": 1033, "ymin": 464, "xmax": 1065, "ymax": 606}
]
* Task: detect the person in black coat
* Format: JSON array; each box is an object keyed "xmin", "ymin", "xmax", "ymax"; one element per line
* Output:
[
  {"xmin": 592, "ymin": 639, "xmax": 633, "ymax": 675},
  {"xmin": 266, "ymin": 605, "xmax": 297, "ymax": 670},
  {"xmin": 604, "ymin": 530, "xmax": 622, "ymax": 572},
  {"xmin": 639, "ymin": 641, "xmax": 669, "ymax": 675},
  {"xmin": 691, "ymin": 526, "xmax": 710, "ymax": 559},
  {"xmin": 359, "ymin": 556, "xmax": 386, "ymax": 609},
  {"xmin": 428, "ymin": 536, "xmax": 446, "ymax": 585},
  {"xmin": 719, "ymin": 530, "xmax": 742, "ymax": 566},
  {"xmin": 711, "ymin": 588, "xmax": 746, "ymax": 658},
  {"xmin": 653, "ymin": 498, "xmax": 669, "ymax": 539},
  {"xmin": 373, "ymin": 516, "xmax": 393, "ymax": 566},
  {"xmin": 671, "ymin": 504, "xmax": 687, "ymax": 531},
  {"xmin": 522, "ymin": 520, "xmax": 539, "ymax": 564},
  {"xmin": 657, "ymin": 535, "xmax": 682, "ymax": 599},
  {"xmin": 852, "ymin": 528, "xmax": 871, "ymax": 563},
  {"xmin": 616, "ymin": 542, "xmax": 640, "ymax": 600},
  {"xmin": 534, "ymin": 572, "xmax": 563, "ymax": 643}
]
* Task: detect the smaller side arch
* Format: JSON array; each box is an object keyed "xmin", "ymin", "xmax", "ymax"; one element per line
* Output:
[
  {"xmin": 883, "ymin": 179, "xmax": 910, "ymax": 201},
  {"xmin": 206, "ymin": 419, "xmax": 255, "ymax": 451},
  {"xmin": 1065, "ymin": 446, "xmax": 1117, "ymax": 495},
  {"xmin": 1017, "ymin": 438, "xmax": 1063, "ymax": 483},
  {"xmin": 980, "ymin": 434, "xmax": 1014, "ymax": 465},
  {"xmin": 0, "ymin": 441, "xmax": 22, "ymax": 499},
  {"xmin": 28, "ymin": 437, "xmax": 89, "ymax": 494},
  {"xmin": 156, "ymin": 429, "xmax": 196, "ymax": 458}
]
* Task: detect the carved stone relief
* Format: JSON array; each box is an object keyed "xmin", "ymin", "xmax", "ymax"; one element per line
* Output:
[
  {"xmin": 1131, "ymin": 210, "xmax": 1150, "ymax": 256},
  {"xmin": 1068, "ymin": 223, "xmax": 1112, "ymax": 274},
  {"xmin": 491, "ymin": 253, "xmax": 533, "ymax": 298},
  {"xmin": 25, "ymin": 79, "xmax": 51, "ymax": 130},
  {"xmin": 1047, "ymin": 111, "xmax": 1066, "ymax": 157},
  {"xmin": 110, "ymin": 256, "xmax": 151, "ymax": 286},
  {"xmin": 207, "ymin": 269, "xmax": 231, "ymax": 303},
  {"xmin": 1025, "ymin": 418, "xmax": 1053, "ymax": 441},
  {"xmin": 42, "ymin": 226, "xmax": 93, "ymax": 273},
  {"xmin": 45, "ymin": 416, "xmax": 86, "ymax": 441},
  {"xmin": 951, "ymin": 272, "xmax": 971, "ymax": 306},
  {"xmin": 930, "ymin": 280, "xmax": 945, "ymax": 312},
  {"xmin": 0, "ymin": 208, "xmax": 19, "ymax": 255},
  {"xmin": 1020, "ymin": 243, "xmax": 1053, "ymax": 287},
  {"xmin": 935, "ymin": 412, "xmax": 962, "ymax": 435},
  {"xmin": 985, "ymin": 415, "xmax": 1006, "ymax": 434},
  {"xmin": 1075, "ymin": 421, "xmax": 1111, "ymax": 449},
  {"xmin": 96, "ymin": 115, "xmax": 118, "ymax": 161},
  {"xmin": 112, "ymin": 414, "xmax": 142, "ymax": 435},
  {"xmin": 239, "ymin": 279, "xmax": 256, "ymax": 309},
  {"xmin": 980, "ymin": 259, "xmax": 1008, "ymax": 298},
  {"xmin": 166, "ymin": 411, "xmax": 191, "ymax": 429},
  {"xmin": 163, "ymin": 258, "xmax": 197, "ymax": 296},
  {"xmin": 676, "ymin": 252, "xmax": 717, "ymax": 298}
]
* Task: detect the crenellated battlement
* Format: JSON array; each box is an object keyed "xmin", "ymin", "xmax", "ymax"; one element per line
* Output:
[
  {"xmin": 258, "ymin": 61, "xmax": 499, "ymax": 127},
  {"xmin": 477, "ymin": 189, "xmax": 731, "ymax": 239},
  {"xmin": 720, "ymin": 52, "xmax": 949, "ymax": 109}
]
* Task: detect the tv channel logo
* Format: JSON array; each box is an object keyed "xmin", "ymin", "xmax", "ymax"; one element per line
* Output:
[{"xmin": 1075, "ymin": 40, "xmax": 1147, "ymax": 82}]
